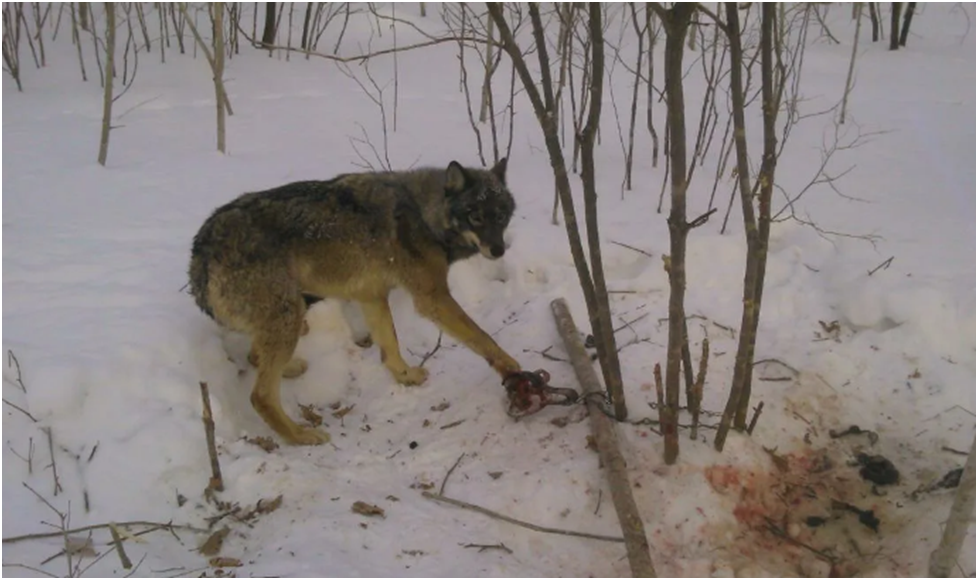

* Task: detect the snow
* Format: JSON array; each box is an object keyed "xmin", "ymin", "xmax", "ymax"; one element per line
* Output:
[{"xmin": 3, "ymin": 4, "xmax": 974, "ymax": 577}]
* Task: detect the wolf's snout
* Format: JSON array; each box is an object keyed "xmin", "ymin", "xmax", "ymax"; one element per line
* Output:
[{"xmin": 489, "ymin": 244, "xmax": 505, "ymax": 259}]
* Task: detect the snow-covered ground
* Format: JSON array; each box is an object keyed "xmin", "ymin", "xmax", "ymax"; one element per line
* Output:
[{"xmin": 3, "ymin": 4, "xmax": 974, "ymax": 577}]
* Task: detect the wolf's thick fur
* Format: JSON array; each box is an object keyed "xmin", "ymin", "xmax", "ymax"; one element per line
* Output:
[{"xmin": 189, "ymin": 159, "xmax": 521, "ymax": 445}]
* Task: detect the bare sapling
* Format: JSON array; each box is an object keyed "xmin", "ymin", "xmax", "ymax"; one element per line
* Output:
[
  {"xmin": 97, "ymin": 2, "xmax": 115, "ymax": 166},
  {"xmin": 181, "ymin": 2, "xmax": 232, "ymax": 153},
  {"xmin": 840, "ymin": 3, "xmax": 863, "ymax": 123},
  {"xmin": 651, "ymin": 2, "xmax": 696, "ymax": 464},
  {"xmin": 488, "ymin": 2, "xmax": 627, "ymax": 419},
  {"xmin": 67, "ymin": 2, "xmax": 88, "ymax": 81},
  {"xmin": 2, "ymin": 3, "xmax": 23, "ymax": 91},
  {"xmin": 899, "ymin": 2, "xmax": 915, "ymax": 46},
  {"xmin": 715, "ymin": 3, "xmax": 781, "ymax": 451},
  {"xmin": 889, "ymin": 2, "xmax": 901, "ymax": 50}
]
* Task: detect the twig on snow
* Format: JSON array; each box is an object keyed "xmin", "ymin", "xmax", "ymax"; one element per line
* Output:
[
  {"xmin": 418, "ymin": 332, "xmax": 443, "ymax": 368},
  {"xmin": 746, "ymin": 401, "xmax": 764, "ymax": 436},
  {"xmin": 609, "ymin": 240, "xmax": 653, "ymax": 258},
  {"xmin": 867, "ymin": 256, "xmax": 894, "ymax": 276},
  {"xmin": 422, "ymin": 491, "xmax": 624, "ymax": 543},
  {"xmin": 439, "ymin": 453, "xmax": 465, "ymax": 496},
  {"xmin": 3, "ymin": 520, "xmax": 208, "ymax": 544},
  {"xmin": 461, "ymin": 542, "xmax": 513, "ymax": 554},
  {"xmin": 3, "ymin": 398, "xmax": 38, "ymax": 422}
]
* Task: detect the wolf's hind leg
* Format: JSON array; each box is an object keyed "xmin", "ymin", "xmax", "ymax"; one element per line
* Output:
[
  {"xmin": 249, "ymin": 302, "xmax": 329, "ymax": 446},
  {"xmin": 248, "ymin": 349, "xmax": 309, "ymax": 378},
  {"xmin": 341, "ymin": 300, "xmax": 373, "ymax": 348}
]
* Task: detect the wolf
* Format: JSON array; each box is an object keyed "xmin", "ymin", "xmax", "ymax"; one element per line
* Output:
[{"xmin": 189, "ymin": 159, "xmax": 522, "ymax": 445}]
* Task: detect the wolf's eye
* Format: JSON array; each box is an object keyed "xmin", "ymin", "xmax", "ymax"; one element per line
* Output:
[
  {"xmin": 496, "ymin": 214, "xmax": 507, "ymax": 225},
  {"xmin": 468, "ymin": 212, "xmax": 483, "ymax": 226}
]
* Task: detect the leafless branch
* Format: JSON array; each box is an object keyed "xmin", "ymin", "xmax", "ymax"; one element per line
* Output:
[{"xmin": 422, "ymin": 491, "xmax": 624, "ymax": 543}]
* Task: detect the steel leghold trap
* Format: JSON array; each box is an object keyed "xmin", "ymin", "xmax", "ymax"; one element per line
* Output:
[{"xmin": 503, "ymin": 369, "xmax": 579, "ymax": 418}]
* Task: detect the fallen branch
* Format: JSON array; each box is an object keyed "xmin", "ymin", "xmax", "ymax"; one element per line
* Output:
[
  {"xmin": 550, "ymin": 298, "xmax": 658, "ymax": 577},
  {"xmin": 422, "ymin": 492, "xmax": 624, "ymax": 544},
  {"xmin": 107, "ymin": 523, "xmax": 132, "ymax": 569},
  {"xmin": 867, "ymin": 256, "xmax": 894, "ymax": 276},
  {"xmin": 746, "ymin": 401, "xmax": 764, "ymax": 435},
  {"xmin": 3, "ymin": 398, "xmax": 38, "ymax": 422},
  {"xmin": 418, "ymin": 332, "xmax": 443, "ymax": 368},
  {"xmin": 439, "ymin": 452, "xmax": 465, "ymax": 496},
  {"xmin": 199, "ymin": 382, "xmax": 224, "ymax": 494},
  {"xmin": 929, "ymin": 433, "xmax": 976, "ymax": 577},
  {"xmin": 461, "ymin": 542, "xmax": 512, "ymax": 554},
  {"xmin": 609, "ymin": 240, "xmax": 653, "ymax": 258},
  {"xmin": 3, "ymin": 520, "xmax": 208, "ymax": 544}
]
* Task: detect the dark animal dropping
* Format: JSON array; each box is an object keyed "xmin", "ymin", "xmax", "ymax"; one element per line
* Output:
[{"xmin": 856, "ymin": 453, "xmax": 899, "ymax": 485}]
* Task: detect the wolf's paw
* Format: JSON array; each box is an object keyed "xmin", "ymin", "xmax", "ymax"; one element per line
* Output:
[
  {"xmin": 353, "ymin": 334, "xmax": 373, "ymax": 349},
  {"xmin": 282, "ymin": 357, "xmax": 308, "ymax": 379},
  {"xmin": 288, "ymin": 426, "xmax": 330, "ymax": 446},
  {"xmin": 395, "ymin": 365, "xmax": 429, "ymax": 386}
]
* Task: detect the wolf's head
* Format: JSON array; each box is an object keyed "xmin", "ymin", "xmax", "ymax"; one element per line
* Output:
[{"xmin": 444, "ymin": 158, "xmax": 515, "ymax": 261}]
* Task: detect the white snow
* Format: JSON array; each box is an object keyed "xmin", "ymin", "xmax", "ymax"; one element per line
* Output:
[{"xmin": 3, "ymin": 4, "xmax": 975, "ymax": 577}]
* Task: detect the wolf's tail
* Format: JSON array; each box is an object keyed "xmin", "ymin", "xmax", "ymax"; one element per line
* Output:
[{"xmin": 188, "ymin": 221, "xmax": 215, "ymax": 319}]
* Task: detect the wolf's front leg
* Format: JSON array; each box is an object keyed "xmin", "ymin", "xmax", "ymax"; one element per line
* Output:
[
  {"xmin": 359, "ymin": 299, "xmax": 429, "ymax": 385},
  {"xmin": 412, "ymin": 289, "xmax": 520, "ymax": 378}
]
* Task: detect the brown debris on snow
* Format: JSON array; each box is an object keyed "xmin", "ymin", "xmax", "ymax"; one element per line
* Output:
[{"xmin": 702, "ymin": 443, "xmax": 906, "ymax": 576}]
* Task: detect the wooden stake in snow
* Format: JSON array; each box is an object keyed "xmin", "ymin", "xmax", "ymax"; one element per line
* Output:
[
  {"xmin": 199, "ymin": 381, "xmax": 224, "ymax": 493},
  {"xmin": 928, "ymin": 433, "xmax": 976, "ymax": 577},
  {"xmin": 551, "ymin": 298, "xmax": 657, "ymax": 578}
]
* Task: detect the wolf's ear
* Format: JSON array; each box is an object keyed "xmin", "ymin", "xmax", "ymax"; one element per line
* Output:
[
  {"xmin": 490, "ymin": 157, "xmax": 508, "ymax": 184},
  {"xmin": 445, "ymin": 161, "xmax": 469, "ymax": 195}
]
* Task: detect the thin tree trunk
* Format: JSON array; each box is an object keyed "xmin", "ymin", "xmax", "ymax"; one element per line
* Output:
[
  {"xmin": 69, "ymin": 2, "xmax": 86, "ymax": 81},
  {"xmin": 78, "ymin": 1, "xmax": 88, "ymax": 31},
  {"xmin": 551, "ymin": 298, "xmax": 657, "ymax": 578},
  {"xmin": 899, "ymin": 2, "xmax": 915, "ymax": 46},
  {"xmin": 736, "ymin": 3, "xmax": 778, "ymax": 429},
  {"xmin": 478, "ymin": 15, "xmax": 494, "ymax": 123},
  {"xmin": 170, "ymin": 3, "xmax": 185, "ymax": 54},
  {"xmin": 715, "ymin": 1, "xmax": 759, "ymax": 451},
  {"xmin": 488, "ymin": 3, "xmax": 626, "ymax": 419},
  {"xmin": 182, "ymin": 2, "xmax": 232, "ymax": 151},
  {"xmin": 928, "ymin": 434, "xmax": 976, "ymax": 577},
  {"xmin": 261, "ymin": 1, "xmax": 275, "ymax": 47},
  {"xmin": 624, "ymin": 4, "xmax": 645, "ymax": 194},
  {"xmin": 717, "ymin": 3, "xmax": 780, "ymax": 444},
  {"xmin": 656, "ymin": 3, "xmax": 695, "ymax": 465},
  {"xmin": 646, "ymin": 5, "xmax": 659, "ymax": 169},
  {"xmin": 889, "ymin": 2, "xmax": 901, "ymax": 50},
  {"xmin": 578, "ymin": 3, "xmax": 626, "ymax": 421},
  {"xmin": 32, "ymin": 3, "xmax": 46, "ymax": 67},
  {"xmin": 300, "ymin": 2, "xmax": 312, "ymax": 50},
  {"xmin": 97, "ymin": 2, "xmax": 115, "ymax": 166},
  {"xmin": 214, "ymin": 2, "xmax": 225, "ymax": 153},
  {"xmin": 869, "ymin": 2, "xmax": 880, "ymax": 41},
  {"xmin": 840, "ymin": 3, "xmax": 863, "ymax": 124},
  {"xmin": 135, "ymin": 2, "xmax": 151, "ymax": 51}
]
